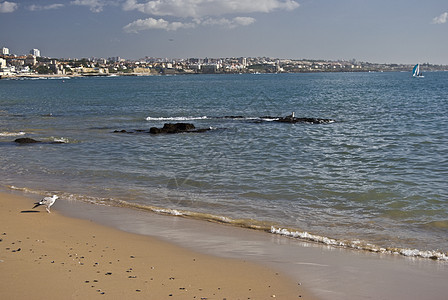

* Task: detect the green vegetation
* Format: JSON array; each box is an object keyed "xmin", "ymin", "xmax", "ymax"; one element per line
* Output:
[{"xmin": 35, "ymin": 65, "xmax": 52, "ymax": 74}]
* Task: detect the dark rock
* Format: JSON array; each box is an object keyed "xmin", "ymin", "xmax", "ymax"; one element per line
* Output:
[
  {"xmin": 275, "ymin": 116, "xmax": 335, "ymax": 124},
  {"xmin": 149, "ymin": 127, "xmax": 161, "ymax": 134},
  {"xmin": 13, "ymin": 137, "xmax": 66, "ymax": 144},
  {"xmin": 14, "ymin": 137, "xmax": 41, "ymax": 144},
  {"xmin": 150, "ymin": 123, "xmax": 210, "ymax": 134}
]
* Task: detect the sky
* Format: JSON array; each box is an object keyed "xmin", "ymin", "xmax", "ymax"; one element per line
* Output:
[{"xmin": 0, "ymin": 0, "xmax": 447, "ymax": 64}]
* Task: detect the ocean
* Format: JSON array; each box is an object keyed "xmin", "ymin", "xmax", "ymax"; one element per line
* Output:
[{"xmin": 1, "ymin": 72, "xmax": 447, "ymax": 260}]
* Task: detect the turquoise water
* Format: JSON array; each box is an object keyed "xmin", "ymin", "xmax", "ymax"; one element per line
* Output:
[{"xmin": 1, "ymin": 72, "xmax": 447, "ymax": 258}]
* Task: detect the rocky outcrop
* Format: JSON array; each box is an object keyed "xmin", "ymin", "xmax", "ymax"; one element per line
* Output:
[
  {"xmin": 14, "ymin": 138, "xmax": 41, "ymax": 144},
  {"xmin": 150, "ymin": 123, "xmax": 197, "ymax": 134},
  {"xmin": 217, "ymin": 115, "xmax": 335, "ymax": 124},
  {"xmin": 13, "ymin": 137, "xmax": 66, "ymax": 144},
  {"xmin": 113, "ymin": 115, "xmax": 335, "ymax": 136},
  {"xmin": 275, "ymin": 116, "xmax": 335, "ymax": 124},
  {"xmin": 114, "ymin": 123, "xmax": 212, "ymax": 135}
]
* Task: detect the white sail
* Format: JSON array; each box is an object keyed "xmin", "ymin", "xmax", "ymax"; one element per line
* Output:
[{"xmin": 412, "ymin": 64, "xmax": 424, "ymax": 78}]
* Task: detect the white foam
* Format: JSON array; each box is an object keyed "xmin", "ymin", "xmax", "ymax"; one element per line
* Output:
[
  {"xmin": 0, "ymin": 131, "xmax": 26, "ymax": 137},
  {"xmin": 153, "ymin": 208, "xmax": 184, "ymax": 216},
  {"xmin": 259, "ymin": 117, "xmax": 280, "ymax": 122},
  {"xmin": 51, "ymin": 137, "xmax": 70, "ymax": 143},
  {"xmin": 270, "ymin": 226, "xmax": 448, "ymax": 261},
  {"xmin": 146, "ymin": 116, "xmax": 208, "ymax": 121}
]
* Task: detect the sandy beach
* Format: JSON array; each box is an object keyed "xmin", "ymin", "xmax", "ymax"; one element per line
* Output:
[{"xmin": 0, "ymin": 192, "xmax": 314, "ymax": 299}]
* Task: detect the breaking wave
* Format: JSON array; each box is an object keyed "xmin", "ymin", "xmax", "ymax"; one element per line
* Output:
[
  {"xmin": 6, "ymin": 185, "xmax": 448, "ymax": 261},
  {"xmin": 146, "ymin": 116, "xmax": 208, "ymax": 121},
  {"xmin": 0, "ymin": 131, "xmax": 26, "ymax": 137}
]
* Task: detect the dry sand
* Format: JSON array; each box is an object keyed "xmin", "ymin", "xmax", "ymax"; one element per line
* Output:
[{"xmin": 0, "ymin": 192, "xmax": 315, "ymax": 299}]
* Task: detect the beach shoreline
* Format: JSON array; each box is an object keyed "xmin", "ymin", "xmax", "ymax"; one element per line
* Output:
[
  {"xmin": 2, "ymin": 189, "xmax": 448, "ymax": 299},
  {"xmin": 0, "ymin": 191, "xmax": 313, "ymax": 299}
]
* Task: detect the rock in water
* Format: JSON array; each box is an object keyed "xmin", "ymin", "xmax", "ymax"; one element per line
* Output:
[
  {"xmin": 14, "ymin": 137, "xmax": 41, "ymax": 144},
  {"xmin": 275, "ymin": 117, "xmax": 334, "ymax": 124},
  {"xmin": 150, "ymin": 123, "xmax": 196, "ymax": 134}
]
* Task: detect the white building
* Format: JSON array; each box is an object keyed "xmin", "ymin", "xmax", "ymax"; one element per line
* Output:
[
  {"xmin": 1, "ymin": 47, "xmax": 9, "ymax": 55},
  {"xmin": 30, "ymin": 48, "xmax": 41, "ymax": 57}
]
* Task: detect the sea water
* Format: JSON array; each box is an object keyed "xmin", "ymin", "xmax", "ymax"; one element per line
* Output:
[{"xmin": 0, "ymin": 72, "xmax": 447, "ymax": 259}]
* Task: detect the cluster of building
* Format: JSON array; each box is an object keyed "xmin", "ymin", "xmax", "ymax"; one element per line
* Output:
[{"xmin": 1, "ymin": 46, "xmax": 447, "ymax": 78}]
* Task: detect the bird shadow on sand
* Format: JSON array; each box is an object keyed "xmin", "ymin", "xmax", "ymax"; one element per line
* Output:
[{"xmin": 20, "ymin": 210, "xmax": 41, "ymax": 213}]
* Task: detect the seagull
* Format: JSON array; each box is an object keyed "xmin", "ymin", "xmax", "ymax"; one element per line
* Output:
[{"xmin": 33, "ymin": 195, "xmax": 58, "ymax": 213}]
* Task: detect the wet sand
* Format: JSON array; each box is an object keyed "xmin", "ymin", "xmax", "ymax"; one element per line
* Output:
[
  {"xmin": 0, "ymin": 192, "xmax": 313, "ymax": 299},
  {"xmin": 55, "ymin": 192, "xmax": 448, "ymax": 300}
]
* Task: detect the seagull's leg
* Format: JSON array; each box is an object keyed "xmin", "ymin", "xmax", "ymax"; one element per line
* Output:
[{"xmin": 46, "ymin": 207, "xmax": 51, "ymax": 213}]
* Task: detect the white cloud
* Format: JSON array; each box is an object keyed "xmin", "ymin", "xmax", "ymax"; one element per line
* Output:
[
  {"xmin": 123, "ymin": 0, "xmax": 299, "ymax": 18},
  {"xmin": 123, "ymin": 17, "xmax": 197, "ymax": 32},
  {"xmin": 0, "ymin": 1, "xmax": 18, "ymax": 13},
  {"xmin": 124, "ymin": 15, "xmax": 256, "ymax": 32},
  {"xmin": 71, "ymin": 0, "xmax": 105, "ymax": 13},
  {"xmin": 432, "ymin": 12, "xmax": 448, "ymax": 24},
  {"xmin": 28, "ymin": 4, "xmax": 64, "ymax": 11},
  {"xmin": 233, "ymin": 16, "xmax": 257, "ymax": 26},
  {"xmin": 122, "ymin": 0, "xmax": 297, "ymax": 32},
  {"xmin": 202, "ymin": 17, "xmax": 256, "ymax": 28}
]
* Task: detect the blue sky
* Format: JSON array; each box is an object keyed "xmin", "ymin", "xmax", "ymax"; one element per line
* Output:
[{"xmin": 1, "ymin": 0, "xmax": 447, "ymax": 64}]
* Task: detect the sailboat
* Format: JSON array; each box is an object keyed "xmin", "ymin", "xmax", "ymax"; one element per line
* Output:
[{"xmin": 412, "ymin": 64, "xmax": 424, "ymax": 78}]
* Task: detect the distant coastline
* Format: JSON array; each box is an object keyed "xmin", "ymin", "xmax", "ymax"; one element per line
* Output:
[
  {"xmin": 2, "ymin": 68, "xmax": 447, "ymax": 80},
  {"xmin": 2, "ymin": 54, "xmax": 448, "ymax": 79}
]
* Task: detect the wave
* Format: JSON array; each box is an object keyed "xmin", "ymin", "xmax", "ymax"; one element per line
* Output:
[
  {"xmin": 0, "ymin": 131, "xmax": 26, "ymax": 137},
  {"xmin": 144, "ymin": 116, "xmax": 334, "ymax": 124},
  {"xmin": 270, "ymin": 227, "xmax": 448, "ymax": 261},
  {"xmin": 47, "ymin": 76, "xmax": 70, "ymax": 80},
  {"xmin": 144, "ymin": 115, "xmax": 278, "ymax": 122},
  {"xmin": 48, "ymin": 136, "xmax": 72, "ymax": 143},
  {"xmin": 6, "ymin": 184, "xmax": 448, "ymax": 261},
  {"xmin": 146, "ymin": 116, "xmax": 208, "ymax": 121}
]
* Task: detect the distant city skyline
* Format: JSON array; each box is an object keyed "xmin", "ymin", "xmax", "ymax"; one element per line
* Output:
[{"xmin": 1, "ymin": 0, "xmax": 447, "ymax": 65}]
